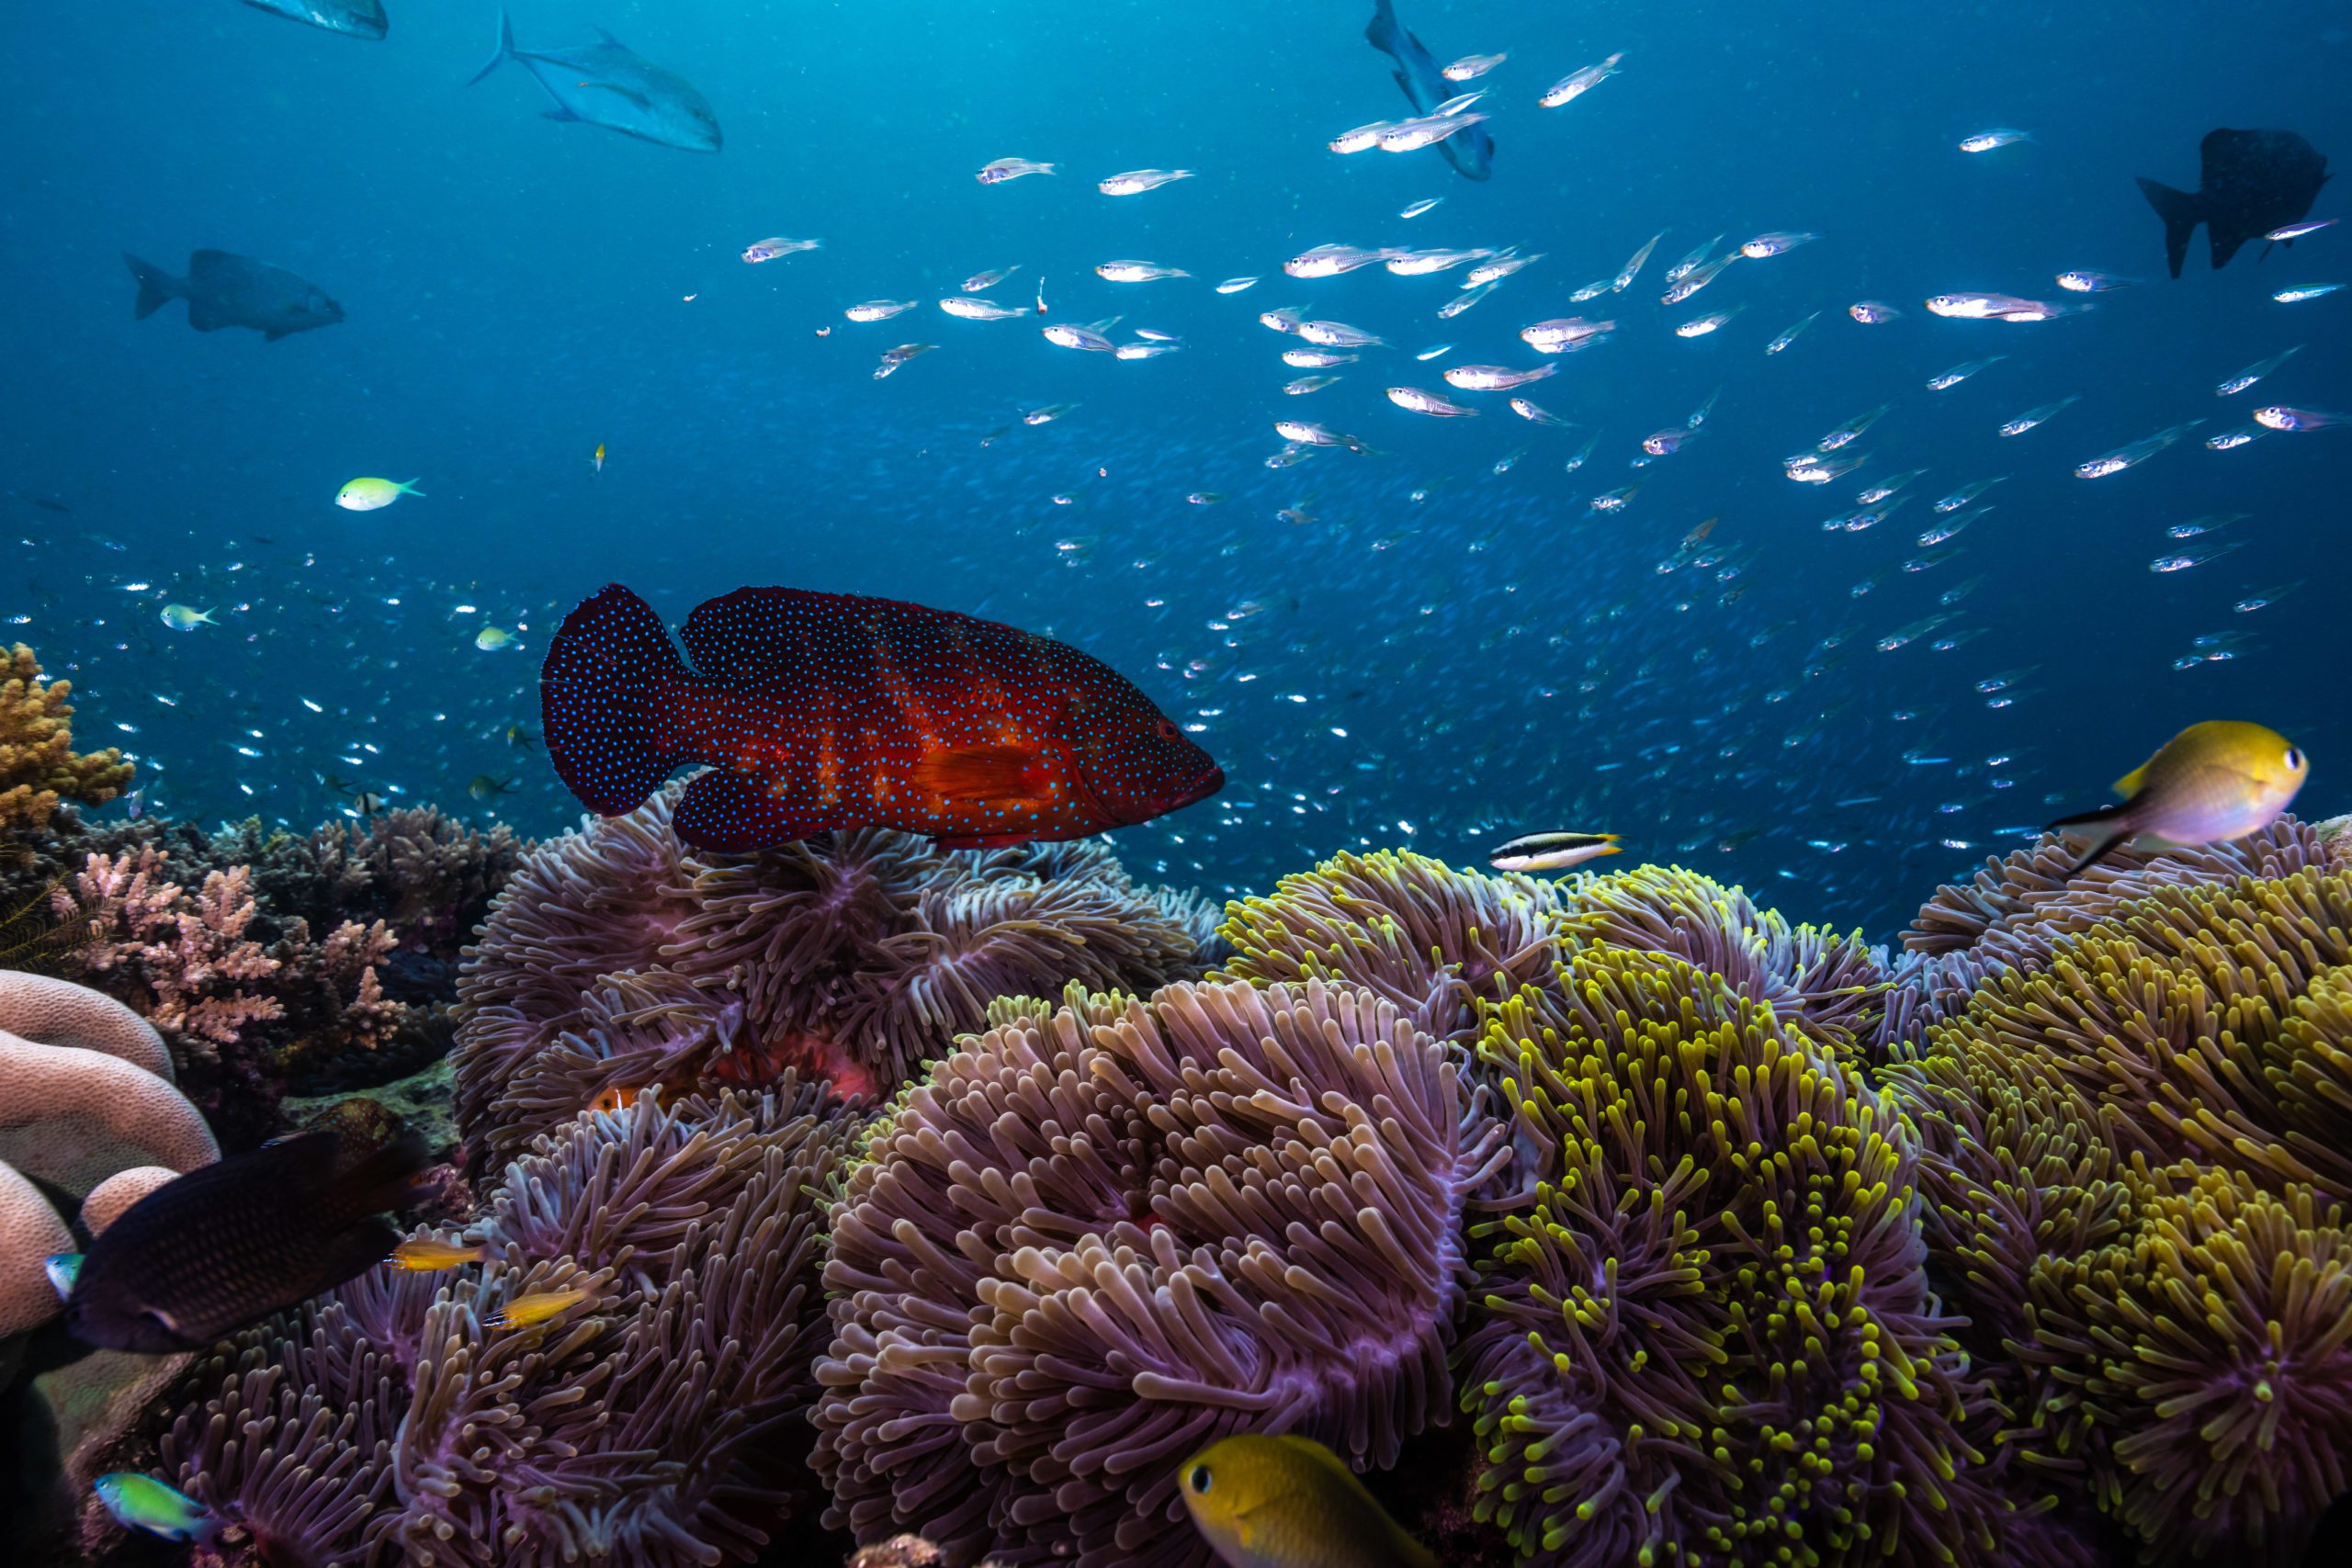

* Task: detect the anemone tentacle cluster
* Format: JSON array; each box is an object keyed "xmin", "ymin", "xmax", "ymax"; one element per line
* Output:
[
  {"xmin": 1894, "ymin": 863, "xmax": 2352, "ymax": 1562},
  {"xmin": 813, "ymin": 976, "xmax": 1507, "ymax": 1568},
  {"xmin": 162, "ymin": 1082, "xmax": 848, "ymax": 1566},
  {"xmin": 454, "ymin": 789, "xmax": 1213, "ymax": 1162}
]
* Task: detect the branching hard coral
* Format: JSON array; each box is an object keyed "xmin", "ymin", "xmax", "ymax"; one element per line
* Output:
[
  {"xmin": 0, "ymin": 643, "xmax": 131, "ymax": 857},
  {"xmin": 1457, "ymin": 945, "xmax": 2042, "ymax": 1568},
  {"xmin": 48, "ymin": 843, "xmax": 410, "ymax": 1145},
  {"xmin": 814, "ymin": 976, "xmax": 1508, "ymax": 1568},
  {"xmin": 1900, "ymin": 814, "xmax": 2336, "ymax": 971},
  {"xmin": 456, "ymin": 792, "xmax": 1208, "ymax": 1164},
  {"xmin": 1216, "ymin": 848, "xmax": 1565, "ymax": 1046},
  {"xmin": 163, "ymin": 1081, "xmax": 850, "ymax": 1567},
  {"xmin": 214, "ymin": 805, "xmax": 529, "ymax": 965}
]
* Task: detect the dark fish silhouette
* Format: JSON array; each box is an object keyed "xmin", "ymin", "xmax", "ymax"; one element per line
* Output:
[
  {"xmin": 2139, "ymin": 129, "xmax": 2331, "ymax": 277},
  {"xmin": 63, "ymin": 1131, "xmax": 425, "ymax": 1353},
  {"xmin": 123, "ymin": 250, "xmax": 345, "ymax": 340},
  {"xmin": 237, "ymin": 0, "xmax": 386, "ymax": 39},
  {"xmin": 2308, "ymin": 1491, "xmax": 2352, "ymax": 1566},
  {"xmin": 1365, "ymin": 0, "xmax": 1493, "ymax": 181},
  {"xmin": 542, "ymin": 582, "xmax": 1225, "ymax": 852}
]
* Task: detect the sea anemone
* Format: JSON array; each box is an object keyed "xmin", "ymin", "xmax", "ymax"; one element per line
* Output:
[
  {"xmin": 1457, "ymin": 944, "xmax": 2038, "ymax": 1567},
  {"xmin": 1215, "ymin": 848, "xmax": 1566, "ymax": 1045},
  {"xmin": 163, "ymin": 1081, "xmax": 850, "ymax": 1567},
  {"xmin": 812, "ymin": 976, "xmax": 1508, "ymax": 1567},
  {"xmin": 1893, "ymin": 863, "xmax": 2352, "ymax": 1560},
  {"xmin": 455, "ymin": 793, "xmax": 1209, "ymax": 1163}
]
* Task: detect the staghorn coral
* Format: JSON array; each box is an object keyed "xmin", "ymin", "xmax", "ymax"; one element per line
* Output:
[
  {"xmin": 455, "ymin": 788, "xmax": 1210, "ymax": 1164},
  {"xmin": 1894, "ymin": 863, "xmax": 2352, "ymax": 1562},
  {"xmin": 0, "ymin": 643, "xmax": 131, "ymax": 859},
  {"xmin": 48, "ymin": 842, "xmax": 409, "ymax": 1145},
  {"xmin": 162, "ymin": 1080, "xmax": 850, "ymax": 1567},
  {"xmin": 1456, "ymin": 944, "xmax": 2041, "ymax": 1568},
  {"xmin": 813, "ymin": 976, "xmax": 1508, "ymax": 1568}
]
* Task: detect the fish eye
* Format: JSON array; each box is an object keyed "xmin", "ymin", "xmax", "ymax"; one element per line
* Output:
[
  {"xmin": 2286, "ymin": 745, "xmax": 2305, "ymax": 771},
  {"xmin": 1188, "ymin": 1464, "xmax": 1212, "ymax": 1494}
]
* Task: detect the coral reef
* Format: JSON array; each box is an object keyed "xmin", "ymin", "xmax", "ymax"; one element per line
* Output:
[
  {"xmin": 160, "ymin": 1081, "xmax": 849, "ymax": 1566},
  {"xmin": 455, "ymin": 790, "xmax": 1214, "ymax": 1164},
  {"xmin": 1894, "ymin": 864, "xmax": 2352, "ymax": 1562},
  {"xmin": 1456, "ymin": 946, "xmax": 2039, "ymax": 1567},
  {"xmin": 0, "ymin": 644, "xmax": 131, "ymax": 862},
  {"xmin": 0, "ymin": 973, "xmax": 218, "ymax": 1552},
  {"xmin": 814, "ymin": 976, "xmax": 1507, "ymax": 1568}
]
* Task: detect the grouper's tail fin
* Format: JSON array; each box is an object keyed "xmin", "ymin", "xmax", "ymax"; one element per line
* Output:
[
  {"xmin": 1365, "ymin": 0, "xmax": 1401, "ymax": 57},
  {"xmin": 122, "ymin": 254, "xmax": 180, "ymax": 320},
  {"xmin": 468, "ymin": 7, "xmax": 515, "ymax": 85},
  {"xmin": 2137, "ymin": 176, "xmax": 2202, "ymax": 279},
  {"xmin": 542, "ymin": 583, "xmax": 696, "ymax": 815}
]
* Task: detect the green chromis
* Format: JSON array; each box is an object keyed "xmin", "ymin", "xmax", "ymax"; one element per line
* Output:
[
  {"xmin": 45, "ymin": 1251, "xmax": 81, "ymax": 1298},
  {"xmin": 1179, "ymin": 1434, "xmax": 1434, "ymax": 1568},
  {"xmin": 475, "ymin": 626, "xmax": 518, "ymax": 652},
  {"xmin": 335, "ymin": 476, "xmax": 424, "ymax": 511},
  {"xmin": 2047, "ymin": 719, "xmax": 2309, "ymax": 874},
  {"xmin": 159, "ymin": 604, "xmax": 215, "ymax": 631},
  {"xmin": 93, "ymin": 1472, "xmax": 220, "ymax": 1544}
]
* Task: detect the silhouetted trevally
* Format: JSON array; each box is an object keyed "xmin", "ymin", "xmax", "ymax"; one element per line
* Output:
[
  {"xmin": 469, "ymin": 9, "xmax": 721, "ymax": 153},
  {"xmin": 2139, "ymin": 128, "xmax": 2330, "ymax": 277},
  {"xmin": 123, "ymin": 251, "xmax": 345, "ymax": 341},
  {"xmin": 236, "ymin": 0, "xmax": 387, "ymax": 40},
  {"xmin": 1364, "ymin": 0, "xmax": 1492, "ymax": 181}
]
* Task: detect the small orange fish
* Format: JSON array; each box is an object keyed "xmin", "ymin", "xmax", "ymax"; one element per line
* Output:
[
  {"xmin": 387, "ymin": 1237, "xmax": 485, "ymax": 1272},
  {"xmin": 488, "ymin": 1286, "xmax": 587, "ymax": 1331},
  {"xmin": 588, "ymin": 1083, "xmax": 648, "ymax": 1114}
]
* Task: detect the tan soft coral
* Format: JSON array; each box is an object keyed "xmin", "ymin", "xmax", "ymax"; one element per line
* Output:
[{"xmin": 0, "ymin": 644, "xmax": 132, "ymax": 855}]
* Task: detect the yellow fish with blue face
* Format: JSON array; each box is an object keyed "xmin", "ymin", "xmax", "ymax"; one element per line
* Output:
[
  {"xmin": 2048, "ymin": 719, "xmax": 2308, "ymax": 874},
  {"xmin": 1179, "ymin": 1434, "xmax": 1433, "ymax": 1568}
]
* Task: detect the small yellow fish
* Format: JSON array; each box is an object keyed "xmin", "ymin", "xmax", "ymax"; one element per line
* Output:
[
  {"xmin": 335, "ymin": 477, "xmax": 423, "ymax": 512},
  {"xmin": 468, "ymin": 773, "xmax": 516, "ymax": 801},
  {"xmin": 591, "ymin": 442, "xmax": 605, "ymax": 477},
  {"xmin": 488, "ymin": 1286, "xmax": 587, "ymax": 1330},
  {"xmin": 2049, "ymin": 719, "xmax": 2308, "ymax": 874},
  {"xmin": 1179, "ymin": 1434, "xmax": 1433, "ymax": 1568},
  {"xmin": 475, "ymin": 626, "xmax": 518, "ymax": 652},
  {"xmin": 387, "ymin": 1237, "xmax": 485, "ymax": 1272}
]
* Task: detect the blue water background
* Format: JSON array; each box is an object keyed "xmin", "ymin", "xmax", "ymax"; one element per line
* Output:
[{"xmin": 4, "ymin": 1, "xmax": 2347, "ymax": 934}]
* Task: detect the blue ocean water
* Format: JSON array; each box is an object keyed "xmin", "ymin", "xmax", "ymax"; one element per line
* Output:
[{"xmin": 5, "ymin": 1, "xmax": 2346, "ymax": 934}]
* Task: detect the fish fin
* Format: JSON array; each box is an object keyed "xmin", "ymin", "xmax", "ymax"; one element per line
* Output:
[
  {"xmin": 468, "ymin": 7, "xmax": 515, "ymax": 85},
  {"xmin": 122, "ymin": 254, "xmax": 180, "ymax": 319},
  {"xmin": 2045, "ymin": 803, "xmax": 2134, "ymax": 875},
  {"xmin": 2209, "ymin": 222, "xmax": 2251, "ymax": 270},
  {"xmin": 187, "ymin": 300, "xmax": 226, "ymax": 332},
  {"xmin": 312, "ymin": 1215, "xmax": 401, "ymax": 1300},
  {"xmin": 932, "ymin": 832, "xmax": 1045, "ymax": 851},
  {"xmin": 594, "ymin": 26, "xmax": 628, "ymax": 47},
  {"xmin": 263, "ymin": 327, "xmax": 289, "ymax": 342},
  {"xmin": 541, "ymin": 107, "xmax": 583, "ymax": 122},
  {"xmin": 400, "ymin": 479, "xmax": 424, "ymax": 496},
  {"xmin": 319, "ymin": 1131, "xmax": 431, "ymax": 1229},
  {"xmin": 1366, "ymin": 0, "xmax": 1401, "ymax": 56},
  {"xmin": 673, "ymin": 768, "xmax": 825, "ymax": 852},
  {"xmin": 2136, "ymin": 176, "xmax": 2200, "ymax": 279},
  {"xmin": 909, "ymin": 743, "xmax": 1046, "ymax": 803},
  {"xmin": 541, "ymin": 582, "xmax": 698, "ymax": 814},
  {"xmin": 2112, "ymin": 761, "xmax": 2150, "ymax": 796}
]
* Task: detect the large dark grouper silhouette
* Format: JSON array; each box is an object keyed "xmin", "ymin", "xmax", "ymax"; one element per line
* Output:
[
  {"xmin": 541, "ymin": 583, "xmax": 1225, "ymax": 852},
  {"xmin": 1365, "ymin": 0, "xmax": 1493, "ymax": 180},
  {"xmin": 2138, "ymin": 129, "xmax": 2331, "ymax": 277},
  {"xmin": 123, "ymin": 251, "xmax": 344, "ymax": 340}
]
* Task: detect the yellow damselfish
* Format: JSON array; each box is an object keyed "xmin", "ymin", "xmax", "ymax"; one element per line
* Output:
[
  {"xmin": 1179, "ymin": 1434, "xmax": 1433, "ymax": 1568},
  {"xmin": 386, "ymin": 1237, "xmax": 485, "ymax": 1272},
  {"xmin": 488, "ymin": 1286, "xmax": 587, "ymax": 1330},
  {"xmin": 2048, "ymin": 718, "xmax": 2308, "ymax": 874}
]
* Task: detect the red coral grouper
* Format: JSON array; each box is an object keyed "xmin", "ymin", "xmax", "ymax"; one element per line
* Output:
[{"xmin": 542, "ymin": 583, "xmax": 1224, "ymax": 852}]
